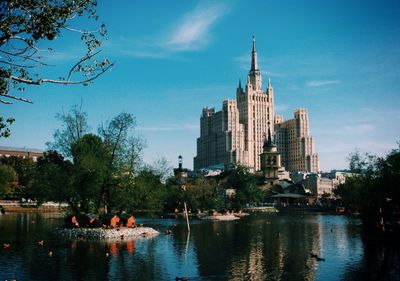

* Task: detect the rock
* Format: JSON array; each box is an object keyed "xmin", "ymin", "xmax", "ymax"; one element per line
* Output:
[{"xmin": 54, "ymin": 226, "xmax": 159, "ymax": 241}]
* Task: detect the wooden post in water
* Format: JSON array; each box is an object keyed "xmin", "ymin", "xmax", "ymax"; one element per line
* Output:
[{"xmin": 184, "ymin": 202, "xmax": 190, "ymax": 232}]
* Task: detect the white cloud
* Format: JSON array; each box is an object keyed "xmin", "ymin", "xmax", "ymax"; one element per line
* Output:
[
  {"xmin": 166, "ymin": 2, "xmax": 229, "ymax": 51},
  {"xmin": 306, "ymin": 80, "xmax": 341, "ymax": 87},
  {"xmin": 111, "ymin": 2, "xmax": 230, "ymax": 59}
]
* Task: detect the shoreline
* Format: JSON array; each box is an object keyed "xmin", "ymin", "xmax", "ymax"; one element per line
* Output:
[{"xmin": 1, "ymin": 205, "xmax": 68, "ymax": 213}]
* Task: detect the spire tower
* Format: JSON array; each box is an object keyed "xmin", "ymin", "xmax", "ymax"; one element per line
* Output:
[
  {"xmin": 251, "ymin": 35, "xmax": 259, "ymax": 71},
  {"xmin": 248, "ymin": 36, "xmax": 262, "ymax": 91}
]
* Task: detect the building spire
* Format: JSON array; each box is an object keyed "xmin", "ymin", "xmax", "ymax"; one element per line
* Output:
[
  {"xmin": 267, "ymin": 121, "xmax": 272, "ymax": 145},
  {"xmin": 251, "ymin": 35, "xmax": 259, "ymax": 71},
  {"xmin": 263, "ymin": 121, "xmax": 275, "ymax": 150}
]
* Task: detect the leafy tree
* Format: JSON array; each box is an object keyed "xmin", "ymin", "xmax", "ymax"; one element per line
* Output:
[
  {"xmin": 0, "ymin": 0, "xmax": 112, "ymax": 105},
  {"xmin": 32, "ymin": 151, "xmax": 76, "ymax": 208},
  {"xmin": 335, "ymin": 145, "xmax": 400, "ymax": 232},
  {"xmin": 0, "ymin": 155, "xmax": 35, "ymax": 188},
  {"xmin": 0, "ymin": 116, "xmax": 15, "ymax": 138},
  {"xmin": 164, "ymin": 177, "xmax": 185, "ymax": 212},
  {"xmin": 98, "ymin": 112, "xmax": 144, "ymax": 212},
  {"xmin": 185, "ymin": 177, "xmax": 224, "ymax": 211},
  {"xmin": 42, "ymin": 110, "xmax": 144, "ymax": 213},
  {"xmin": 47, "ymin": 104, "xmax": 90, "ymax": 158},
  {"xmin": 222, "ymin": 165, "xmax": 262, "ymax": 210},
  {"xmin": 71, "ymin": 133, "xmax": 109, "ymax": 213},
  {"xmin": 111, "ymin": 169, "xmax": 166, "ymax": 211},
  {"xmin": 0, "ymin": 163, "xmax": 18, "ymax": 199}
]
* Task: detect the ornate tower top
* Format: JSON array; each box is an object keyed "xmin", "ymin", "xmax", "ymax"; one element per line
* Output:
[
  {"xmin": 266, "ymin": 77, "xmax": 273, "ymax": 95},
  {"xmin": 248, "ymin": 36, "xmax": 262, "ymax": 92},
  {"xmin": 263, "ymin": 122, "xmax": 277, "ymax": 151},
  {"xmin": 251, "ymin": 35, "xmax": 259, "ymax": 71},
  {"xmin": 178, "ymin": 155, "xmax": 183, "ymax": 170}
]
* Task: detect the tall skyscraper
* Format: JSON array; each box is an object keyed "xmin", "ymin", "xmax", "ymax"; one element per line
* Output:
[{"xmin": 194, "ymin": 37, "xmax": 319, "ymax": 172}]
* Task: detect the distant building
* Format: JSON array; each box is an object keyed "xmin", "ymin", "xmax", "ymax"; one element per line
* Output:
[
  {"xmin": 274, "ymin": 109, "xmax": 319, "ymax": 172},
  {"xmin": 302, "ymin": 173, "xmax": 335, "ymax": 197},
  {"xmin": 0, "ymin": 146, "xmax": 43, "ymax": 162},
  {"xmin": 194, "ymin": 37, "xmax": 319, "ymax": 173},
  {"xmin": 321, "ymin": 170, "xmax": 357, "ymax": 187}
]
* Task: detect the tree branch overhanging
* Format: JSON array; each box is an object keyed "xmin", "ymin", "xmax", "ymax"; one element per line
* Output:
[{"xmin": 0, "ymin": 0, "xmax": 112, "ymax": 105}]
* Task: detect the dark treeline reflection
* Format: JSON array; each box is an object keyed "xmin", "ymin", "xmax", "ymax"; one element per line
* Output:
[
  {"xmin": 189, "ymin": 214, "xmax": 319, "ymax": 281},
  {"xmin": 1, "ymin": 213, "xmax": 399, "ymax": 281},
  {"xmin": 341, "ymin": 241, "xmax": 400, "ymax": 281}
]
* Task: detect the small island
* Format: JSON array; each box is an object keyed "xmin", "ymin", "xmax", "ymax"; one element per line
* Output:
[
  {"xmin": 55, "ymin": 213, "xmax": 159, "ymax": 241},
  {"xmin": 55, "ymin": 226, "xmax": 159, "ymax": 241}
]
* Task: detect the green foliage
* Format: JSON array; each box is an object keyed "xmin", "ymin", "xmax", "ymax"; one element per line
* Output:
[
  {"xmin": 0, "ymin": 155, "xmax": 35, "ymax": 187},
  {"xmin": 32, "ymin": 151, "xmax": 76, "ymax": 207},
  {"xmin": 0, "ymin": 116, "xmax": 15, "ymax": 138},
  {"xmin": 0, "ymin": 155, "xmax": 35, "ymax": 198},
  {"xmin": 111, "ymin": 169, "xmax": 166, "ymax": 211},
  {"xmin": 222, "ymin": 165, "xmax": 262, "ymax": 209},
  {"xmin": 32, "ymin": 109, "xmax": 145, "ymax": 213},
  {"xmin": 0, "ymin": 163, "xmax": 18, "ymax": 199},
  {"xmin": 185, "ymin": 177, "xmax": 224, "ymax": 211},
  {"xmin": 98, "ymin": 112, "xmax": 144, "ymax": 212},
  {"xmin": 0, "ymin": 0, "xmax": 112, "ymax": 105},
  {"xmin": 71, "ymin": 134, "xmax": 110, "ymax": 213},
  {"xmin": 335, "ymin": 146, "xmax": 400, "ymax": 231},
  {"xmin": 164, "ymin": 179, "xmax": 183, "ymax": 212}
]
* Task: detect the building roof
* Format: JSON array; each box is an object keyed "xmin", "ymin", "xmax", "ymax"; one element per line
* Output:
[{"xmin": 0, "ymin": 146, "xmax": 43, "ymax": 153}]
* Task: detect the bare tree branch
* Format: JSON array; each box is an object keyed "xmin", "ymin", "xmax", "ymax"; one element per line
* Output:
[
  {"xmin": 0, "ymin": 0, "xmax": 112, "ymax": 106},
  {"xmin": 63, "ymin": 26, "xmax": 102, "ymax": 34},
  {"xmin": 8, "ymin": 62, "xmax": 113, "ymax": 85},
  {"xmin": 0, "ymin": 60, "xmax": 37, "ymax": 68},
  {"xmin": 67, "ymin": 49, "xmax": 102, "ymax": 81},
  {"xmin": 0, "ymin": 93, "xmax": 32, "ymax": 103},
  {"xmin": 0, "ymin": 99, "xmax": 13, "ymax": 104}
]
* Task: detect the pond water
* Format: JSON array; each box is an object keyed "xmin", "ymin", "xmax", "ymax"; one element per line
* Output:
[{"xmin": 0, "ymin": 212, "xmax": 399, "ymax": 281}]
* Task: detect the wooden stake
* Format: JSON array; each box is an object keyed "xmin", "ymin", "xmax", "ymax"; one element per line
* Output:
[{"xmin": 184, "ymin": 202, "xmax": 190, "ymax": 232}]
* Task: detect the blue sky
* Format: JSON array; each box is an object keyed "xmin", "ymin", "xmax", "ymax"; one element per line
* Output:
[{"xmin": 1, "ymin": 0, "xmax": 399, "ymax": 171}]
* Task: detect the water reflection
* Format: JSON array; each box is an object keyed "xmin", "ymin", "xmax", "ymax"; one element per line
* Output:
[{"xmin": 1, "ymin": 212, "xmax": 399, "ymax": 281}]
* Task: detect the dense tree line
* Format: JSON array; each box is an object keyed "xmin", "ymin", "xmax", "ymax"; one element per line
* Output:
[
  {"xmin": 1, "ymin": 152, "xmax": 266, "ymax": 215},
  {"xmin": 0, "ymin": 106, "xmax": 267, "ymax": 214},
  {"xmin": 334, "ymin": 144, "xmax": 400, "ymax": 233},
  {"xmin": 0, "ymin": 156, "xmax": 266, "ymax": 214}
]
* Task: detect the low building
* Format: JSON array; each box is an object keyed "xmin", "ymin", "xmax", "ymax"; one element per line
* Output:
[
  {"xmin": 102, "ymin": 214, "xmax": 120, "ymax": 228},
  {"xmin": 277, "ymin": 167, "xmax": 291, "ymax": 180},
  {"xmin": 0, "ymin": 146, "xmax": 44, "ymax": 162},
  {"xmin": 78, "ymin": 213, "xmax": 99, "ymax": 228},
  {"xmin": 120, "ymin": 213, "xmax": 136, "ymax": 228},
  {"xmin": 302, "ymin": 173, "xmax": 335, "ymax": 197},
  {"xmin": 321, "ymin": 170, "xmax": 358, "ymax": 188}
]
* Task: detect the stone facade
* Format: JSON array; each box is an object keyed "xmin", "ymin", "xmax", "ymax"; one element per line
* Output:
[
  {"xmin": 302, "ymin": 173, "xmax": 335, "ymax": 197},
  {"xmin": 194, "ymin": 38, "xmax": 319, "ymax": 173},
  {"xmin": 274, "ymin": 109, "xmax": 319, "ymax": 172}
]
